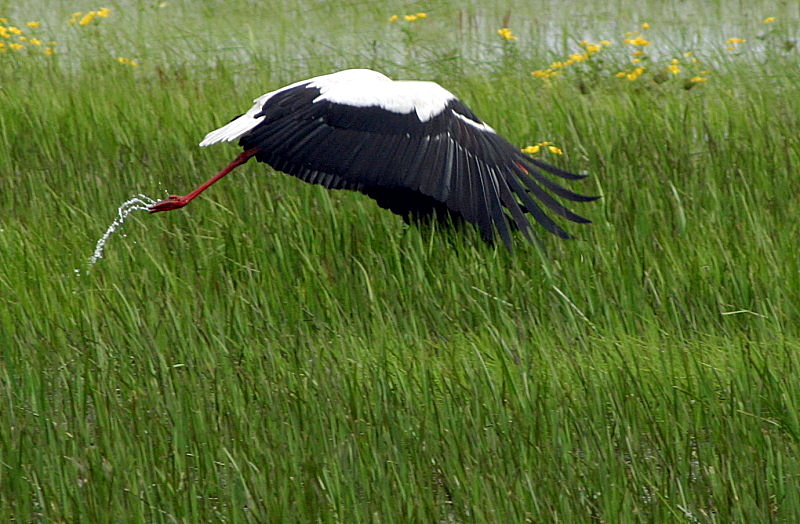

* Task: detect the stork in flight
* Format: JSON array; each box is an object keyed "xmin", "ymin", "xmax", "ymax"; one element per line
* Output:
[{"xmin": 149, "ymin": 69, "xmax": 598, "ymax": 248}]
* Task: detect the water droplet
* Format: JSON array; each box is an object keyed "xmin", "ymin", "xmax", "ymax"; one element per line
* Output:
[{"xmin": 86, "ymin": 194, "xmax": 158, "ymax": 271}]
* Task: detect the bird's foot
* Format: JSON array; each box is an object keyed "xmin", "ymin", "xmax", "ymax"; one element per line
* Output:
[{"xmin": 148, "ymin": 195, "xmax": 190, "ymax": 213}]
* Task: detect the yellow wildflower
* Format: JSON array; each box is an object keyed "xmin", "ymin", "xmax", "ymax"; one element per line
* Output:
[
  {"xmin": 631, "ymin": 58, "xmax": 641, "ymax": 64},
  {"xmin": 726, "ymin": 37, "xmax": 745, "ymax": 44},
  {"xmin": 44, "ymin": 47, "xmax": 54, "ymax": 55},
  {"xmin": 641, "ymin": 22, "xmax": 651, "ymax": 30},
  {"xmin": 624, "ymin": 66, "xmax": 647, "ymax": 81},
  {"xmin": 670, "ymin": 58, "xmax": 679, "ymax": 65},
  {"xmin": 615, "ymin": 71, "xmax": 626, "ymax": 78},
  {"xmin": 690, "ymin": 76, "xmax": 707, "ymax": 83},
  {"xmin": 667, "ymin": 64, "xmax": 680, "ymax": 74},
  {"xmin": 27, "ymin": 21, "xmax": 41, "ymax": 28},
  {"xmin": 79, "ymin": 12, "xmax": 96, "ymax": 26},
  {"xmin": 627, "ymin": 35, "xmax": 650, "ymax": 46},
  {"xmin": 9, "ymin": 42, "xmax": 23, "ymax": 50},
  {"xmin": 683, "ymin": 51, "xmax": 693, "ymax": 57},
  {"xmin": 0, "ymin": 17, "xmax": 7, "ymax": 23},
  {"xmin": 498, "ymin": 28, "xmax": 517, "ymax": 41},
  {"xmin": 416, "ymin": 13, "xmax": 427, "ymax": 19},
  {"xmin": 8, "ymin": 26, "xmax": 22, "ymax": 35},
  {"xmin": 404, "ymin": 14, "xmax": 418, "ymax": 22},
  {"xmin": 531, "ymin": 69, "xmax": 557, "ymax": 79},
  {"xmin": 632, "ymin": 50, "xmax": 645, "ymax": 57},
  {"xmin": 388, "ymin": 14, "xmax": 398, "ymax": 22},
  {"xmin": 763, "ymin": 17, "xmax": 775, "ymax": 24},
  {"xmin": 29, "ymin": 38, "xmax": 42, "ymax": 45},
  {"xmin": 19, "ymin": 36, "xmax": 28, "ymax": 42},
  {"xmin": 579, "ymin": 41, "xmax": 602, "ymax": 54},
  {"xmin": 523, "ymin": 142, "xmax": 561, "ymax": 155},
  {"xmin": 600, "ymin": 40, "xmax": 612, "ymax": 47},
  {"xmin": 569, "ymin": 52, "xmax": 588, "ymax": 62},
  {"xmin": 97, "ymin": 8, "xmax": 112, "ymax": 17},
  {"xmin": 49, "ymin": 41, "xmax": 57, "ymax": 46}
]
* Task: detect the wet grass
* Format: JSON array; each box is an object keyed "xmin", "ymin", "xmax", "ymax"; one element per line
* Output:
[{"xmin": 1, "ymin": 1, "xmax": 799, "ymax": 522}]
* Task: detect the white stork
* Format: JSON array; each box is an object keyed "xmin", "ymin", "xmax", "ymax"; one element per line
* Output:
[{"xmin": 149, "ymin": 69, "xmax": 598, "ymax": 248}]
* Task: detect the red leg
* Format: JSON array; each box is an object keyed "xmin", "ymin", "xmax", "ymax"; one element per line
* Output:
[{"xmin": 148, "ymin": 147, "xmax": 260, "ymax": 213}]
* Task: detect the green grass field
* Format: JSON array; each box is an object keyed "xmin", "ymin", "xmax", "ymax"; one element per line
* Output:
[{"xmin": 2, "ymin": 1, "xmax": 799, "ymax": 521}]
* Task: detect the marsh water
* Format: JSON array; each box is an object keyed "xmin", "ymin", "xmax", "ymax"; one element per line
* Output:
[{"xmin": 6, "ymin": 1, "xmax": 798, "ymax": 68}]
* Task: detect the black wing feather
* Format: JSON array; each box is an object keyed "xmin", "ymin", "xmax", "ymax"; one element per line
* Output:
[
  {"xmin": 470, "ymin": 155, "xmax": 494, "ymax": 241},
  {"xmin": 482, "ymin": 165, "xmax": 514, "ymax": 249},
  {"xmin": 430, "ymin": 136, "xmax": 456, "ymax": 202},
  {"xmin": 526, "ymin": 156, "xmax": 587, "ymax": 180},
  {"xmin": 497, "ymin": 177, "xmax": 537, "ymax": 244},
  {"xmin": 505, "ymin": 174, "xmax": 571, "ymax": 239}
]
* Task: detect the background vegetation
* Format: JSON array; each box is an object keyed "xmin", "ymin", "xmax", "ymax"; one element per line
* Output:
[{"xmin": 1, "ymin": 1, "xmax": 799, "ymax": 521}]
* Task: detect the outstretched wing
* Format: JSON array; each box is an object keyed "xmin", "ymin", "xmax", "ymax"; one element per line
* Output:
[{"xmin": 201, "ymin": 73, "xmax": 597, "ymax": 248}]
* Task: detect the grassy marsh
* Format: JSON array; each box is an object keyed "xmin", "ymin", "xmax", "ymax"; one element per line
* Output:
[{"xmin": 1, "ymin": 1, "xmax": 799, "ymax": 522}]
